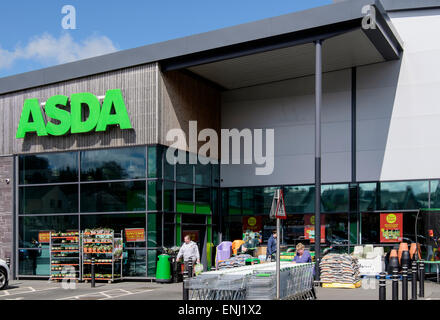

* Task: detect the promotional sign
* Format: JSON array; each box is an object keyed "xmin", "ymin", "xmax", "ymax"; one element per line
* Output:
[
  {"xmin": 16, "ymin": 89, "xmax": 132, "ymax": 138},
  {"xmin": 242, "ymin": 216, "xmax": 262, "ymax": 232},
  {"xmin": 182, "ymin": 230, "xmax": 199, "ymax": 242},
  {"xmin": 38, "ymin": 231, "xmax": 51, "ymax": 243},
  {"xmin": 304, "ymin": 214, "xmax": 325, "ymax": 243},
  {"xmin": 125, "ymin": 228, "xmax": 145, "ymax": 242},
  {"xmin": 380, "ymin": 213, "xmax": 403, "ymax": 243}
]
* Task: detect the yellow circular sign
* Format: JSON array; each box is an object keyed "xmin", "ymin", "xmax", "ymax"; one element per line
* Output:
[
  {"xmin": 248, "ymin": 217, "xmax": 257, "ymax": 226},
  {"xmin": 386, "ymin": 214, "xmax": 397, "ymax": 224},
  {"xmin": 310, "ymin": 216, "xmax": 315, "ymax": 225}
]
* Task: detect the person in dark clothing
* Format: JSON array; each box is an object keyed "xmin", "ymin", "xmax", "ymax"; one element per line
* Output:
[{"xmin": 266, "ymin": 230, "xmax": 277, "ymax": 261}]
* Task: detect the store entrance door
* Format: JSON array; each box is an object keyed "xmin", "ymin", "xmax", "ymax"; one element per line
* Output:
[{"xmin": 182, "ymin": 225, "xmax": 206, "ymax": 266}]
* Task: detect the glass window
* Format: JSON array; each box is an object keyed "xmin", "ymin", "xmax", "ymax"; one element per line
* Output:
[
  {"xmin": 147, "ymin": 213, "xmax": 162, "ymax": 247},
  {"xmin": 19, "ymin": 185, "xmax": 78, "ymax": 214},
  {"xmin": 321, "ymin": 184, "xmax": 349, "ymax": 212},
  {"xmin": 81, "ymin": 181, "xmax": 146, "ymax": 212},
  {"xmin": 19, "ymin": 249, "xmax": 50, "ymax": 276},
  {"xmin": 228, "ymin": 188, "xmax": 242, "ymax": 215},
  {"xmin": 325, "ymin": 213, "xmax": 349, "ymax": 246},
  {"xmin": 195, "ymin": 158, "xmax": 211, "ymax": 186},
  {"xmin": 147, "ymin": 180, "xmax": 162, "ymax": 211},
  {"xmin": 164, "ymin": 147, "xmax": 176, "ymax": 181},
  {"xmin": 123, "ymin": 249, "xmax": 146, "ymax": 277},
  {"xmin": 80, "ymin": 146, "xmax": 146, "ymax": 181},
  {"xmin": 147, "ymin": 249, "xmax": 158, "ymax": 277},
  {"xmin": 19, "ymin": 215, "xmax": 78, "ymax": 248},
  {"xmin": 164, "ymin": 181, "xmax": 174, "ymax": 212},
  {"xmin": 242, "ymin": 188, "xmax": 255, "ymax": 215},
  {"xmin": 380, "ymin": 181, "xmax": 429, "ymax": 210},
  {"xmin": 430, "ymin": 180, "xmax": 440, "ymax": 208},
  {"xmin": 195, "ymin": 186, "xmax": 211, "ymax": 214},
  {"xmin": 254, "ymin": 187, "xmax": 278, "ymax": 215},
  {"xmin": 284, "ymin": 185, "xmax": 315, "ymax": 213},
  {"xmin": 176, "ymin": 152, "xmax": 193, "ymax": 184},
  {"xmin": 164, "ymin": 223, "xmax": 175, "ymax": 247},
  {"xmin": 176, "ymin": 183, "xmax": 194, "ymax": 213},
  {"xmin": 147, "ymin": 146, "xmax": 162, "ymax": 179},
  {"xmin": 359, "ymin": 183, "xmax": 377, "ymax": 212},
  {"xmin": 212, "ymin": 163, "xmax": 220, "ymax": 187},
  {"xmin": 80, "ymin": 213, "xmax": 146, "ymax": 247},
  {"xmin": 19, "ymin": 152, "xmax": 78, "ymax": 185}
]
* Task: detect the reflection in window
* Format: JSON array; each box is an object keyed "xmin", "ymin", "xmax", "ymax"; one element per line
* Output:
[
  {"xmin": 19, "ymin": 185, "xmax": 78, "ymax": 214},
  {"xmin": 19, "ymin": 215, "xmax": 78, "ymax": 248},
  {"xmin": 19, "ymin": 152, "xmax": 78, "ymax": 184},
  {"xmin": 284, "ymin": 185, "xmax": 314, "ymax": 213},
  {"xmin": 228, "ymin": 188, "xmax": 241, "ymax": 215},
  {"xmin": 177, "ymin": 183, "xmax": 194, "ymax": 213},
  {"xmin": 81, "ymin": 146, "xmax": 146, "ymax": 181},
  {"xmin": 148, "ymin": 146, "xmax": 162, "ymax": 179},
  {"xmin": 164, "ymin": 181, "xmax": 174, "ymax": 212},
  {"xmin": 196, "ymin": 186, "xmax": 211, "ymax": 214},
  {"xmin": 81, "ymin": 181, "xmax": 146, "ymax": 212},
  {"xmin": 147, "ymin": 180, "xmax": 162, "ymax": 211},
  {"xmin": 123, "ymin": 249, "xmax": 146, "ymax": 277},
  {"xmin": 195, "ymin": 158, "xmax": 211, "ymax": 186},
  {"xmin": 321, "ymin": 184, "xmax": 349, "ymax": 212},
  {"xmin": 380, "ymin": 181, "xmax": 429, "ymax": 210},
  {"xmin": 148, "ymin": 213, "xmax": 162, "ymax": 247},
  {"xmin": 19, "ymin": 249, "xmax": 50, "ymax": 275},
  {"xmin": 359, "ymin": 183, "xmax": 376, "ymax": 212}
]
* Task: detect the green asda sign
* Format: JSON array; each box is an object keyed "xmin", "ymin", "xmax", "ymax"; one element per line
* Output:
[{"xmin": 16, "ymin": 89, "xmax": 132, "ymax": 138}]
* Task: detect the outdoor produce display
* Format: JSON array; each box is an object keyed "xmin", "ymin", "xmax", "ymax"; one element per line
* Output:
[
  {"xmin": 50, "ymin": 231, "xmax": 81, "ymax": 281},
  {"xmin": 81, "ymin": 228, "xmax": 123, "ymax": 282},
  {"xmin": 319, "ymin": 253, "xmax": 361, "ymax": 288}
]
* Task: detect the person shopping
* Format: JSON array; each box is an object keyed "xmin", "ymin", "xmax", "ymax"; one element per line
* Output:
[
  {"xmin": 266, "ymin": 230, "xmax": 277, "ymax": 261},
  {"xmin": 177, "ymin": 235, "xmax": 200, "ymax": 277},
  {"xmin": 293, "ymin": 243, "xmax": 312, "ymax": 263}
]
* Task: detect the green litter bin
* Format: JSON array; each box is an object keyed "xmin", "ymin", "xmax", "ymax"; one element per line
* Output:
[{"xmin": 156, "ymin": 254, "xmax": 172, "ymax": 283}]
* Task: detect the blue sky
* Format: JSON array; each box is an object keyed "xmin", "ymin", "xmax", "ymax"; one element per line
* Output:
[{"xmin": 0, "ymin": 0, "xmax": 331, "ymax": 77}]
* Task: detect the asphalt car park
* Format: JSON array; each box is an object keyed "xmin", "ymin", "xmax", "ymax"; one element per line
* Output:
[{"xmin": 0, "ymin": 279, "xmax": 183, "ymax": 300}]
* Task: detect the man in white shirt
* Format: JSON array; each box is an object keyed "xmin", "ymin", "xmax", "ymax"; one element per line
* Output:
[{"xmin": 177, "ymin": 235, "xmax": 200, "ymax": 276}]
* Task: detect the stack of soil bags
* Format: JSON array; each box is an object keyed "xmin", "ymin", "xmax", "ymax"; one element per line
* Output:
[{"xmin": 319, "ymin": 253, "xmax": 360, "ymax": 284}]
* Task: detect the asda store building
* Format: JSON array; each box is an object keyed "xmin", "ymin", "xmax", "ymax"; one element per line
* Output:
[{"xmin": 1, "ymin": 0, "xmax": 440, "ymax": 279}]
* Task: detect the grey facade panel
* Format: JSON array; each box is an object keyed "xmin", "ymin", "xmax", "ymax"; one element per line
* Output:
[
  {"xmin": 381, "ymin": 0, "xmax": 440, "ymax": 12},
  {"xmin": 0, "ymin": 63, "xmax": 158, "ymax": 156}
]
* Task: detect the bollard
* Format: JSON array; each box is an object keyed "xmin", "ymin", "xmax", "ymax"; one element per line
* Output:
[
  {"xmin": 402, "ymin": 265, "xmax": 408, "ymax": 300},
  {"xmin": 91, "ymin": 257, "xmax": 95, "ymax": 288},
  {"xmin": 419, "ymin": 261, "xmax": 425, "ymax": 298},
  {"xmin": 182, "ymin": 267, "xmax": 189, "ymax": 300},
  {"xmin": 5, "ymin": 257, "xmax": 10, "ymax": 269},
  {"xmin": 392, "ymin": 268, "xmax": 399, "ymax": 300},
  {"xmin": 411, "ymin": 260, "xmax": 417, "ymax": 300},
  {"xmin": 379, "ymin": 272, "xmax": 386, "ymax": 300}
]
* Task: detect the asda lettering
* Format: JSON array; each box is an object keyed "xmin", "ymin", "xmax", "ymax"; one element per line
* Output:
[{"xmin": 16, "ymin": 89, "xmax": 132, "ymax": 138}]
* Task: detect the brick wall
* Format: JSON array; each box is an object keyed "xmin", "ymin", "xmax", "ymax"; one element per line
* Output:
[{"xmin": 0, "ymin": 156, "xmax": 13, "ymax": 268}]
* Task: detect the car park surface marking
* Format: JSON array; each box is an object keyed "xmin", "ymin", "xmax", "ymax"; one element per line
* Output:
[
  {"xmin": 0, "ymin": 286, "xmax": 58, "ymax": 298},
  {"xmin": 58, "ymin": 288, "xmax": 154, "ymax": 300}
]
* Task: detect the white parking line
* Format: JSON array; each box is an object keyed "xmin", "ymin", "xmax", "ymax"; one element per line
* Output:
[
  {"xmin": 0, "ymin": 287, "xmax": 58, "ymax": 298},
  {"xmin": 58, "ymin": 288, "xmax": 154, "ymax": 300},
  {"xmin": 99, "ymin": 289, "xmax": 154, "ymax": 300}
]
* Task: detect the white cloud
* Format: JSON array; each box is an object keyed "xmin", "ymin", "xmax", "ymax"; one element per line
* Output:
[{"xmin": 0, "ymin": 33, "xmax": 117, "ymax": 70}]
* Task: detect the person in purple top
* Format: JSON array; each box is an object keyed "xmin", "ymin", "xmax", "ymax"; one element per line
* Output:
[
  {"xmin": 293, "ymin": 242, "xmax": 316, "ymax": 299},
  {"xmin": 293, "ymin": 243, "xmax": 312, "ymax": 263}
]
